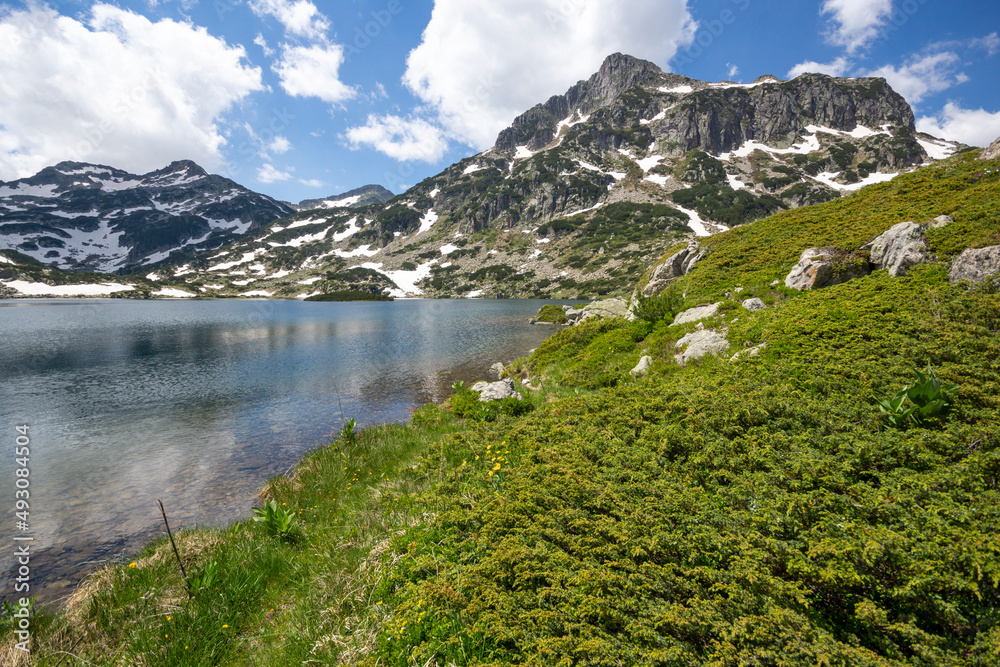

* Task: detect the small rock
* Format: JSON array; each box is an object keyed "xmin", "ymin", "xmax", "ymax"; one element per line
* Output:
[
  {"xmin": 742, "ymin": 298, "xmax": 766, "ymax": 312},
  {"xmin": 565, "ymin": 308, "xmax": 585, "ymax": 324},
  {"xmin": 630, "ymin": 356, "xmax": 653, "ymax": 377},
  {"xmin": 471, "ymin": 378, "xmax": 523, "ymax": 402},
  {"xmin": 489, "ymin": 362, "xmax": 505, "ymax": 379},
  {"xmin": 730, "ymin": 342, "xmax": 766, "ymax": 362},
  {"xmin": 949, "ymin": 246, "xmax": 1000, "ymax": 285},
  {"xmin": 770, "ymin": 279, "xmax": 780, "ymax": 287},
  {"xmin": 672, "ymin": 302, "xmax": 722, "ymax": 326},
  {"xmin": 929, "ymin": 215, "xmax": 954, "ymax": 229},
  {"xmin": 864, "ymin": 221, "xmax": 930, "ymax": 277},
  {"xmin": 674, "ymin": 329, "xmax": 729, "ymax": 366}
]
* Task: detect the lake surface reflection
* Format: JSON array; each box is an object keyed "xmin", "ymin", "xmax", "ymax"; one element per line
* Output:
[{"xmin": 0, "ymin": 298, "xmax": 567, "ymax": 605}]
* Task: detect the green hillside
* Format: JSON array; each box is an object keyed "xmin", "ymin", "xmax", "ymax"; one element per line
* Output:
[{"xmin": 11, "ymin": 152, "xmax": 999, "ymax": 665}]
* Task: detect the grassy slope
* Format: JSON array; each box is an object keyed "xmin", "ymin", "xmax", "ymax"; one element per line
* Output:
[{"xmin": 8, "ymin": 152, "xmax": 1000, "ymax": 665}]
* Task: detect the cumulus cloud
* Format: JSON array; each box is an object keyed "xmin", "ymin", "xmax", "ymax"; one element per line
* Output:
[
  {"xmin": 299, "ymin": 178, "xmax": 324, "ymax": 188},
  {"xmin": 268, "ymin": 136, "xmax": 292, "ymax": 154},
  {"xmin": 864, "ymin": 51, "xmax": 968, "ymax": 104},
  {"xmin": 786, "ymin": 57, "xmax": 852, "ymax": 79},
  {"xmin": 248, "ymin": 0, "xmax": 329, "ymax": 40},
  {"xmin": 917, "ymin": 103, "xmax": 1000, "ymax": 147},
  {"xmin": 273, "ymin": 44, "xmax": 355, "ymax": 103},
  {"xmin": 257, "ymin": 163, "xmax": 292, "ymax": 183},
  {"xmin": 344, "ymin": 115, "xmax": 449, "ymax": 163},
  {"xmin": 821, "ymin": 0, "xmax": 892, "ymax": 52},
  {"xmin": 401, "ymin": 0, "xmax": 696, "ymax": 151},
  {"xmin": 0, "ymin": 4, "xmax": 263, "ymax": 180}
]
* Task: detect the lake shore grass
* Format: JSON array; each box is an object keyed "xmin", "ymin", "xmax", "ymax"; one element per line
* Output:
[{"xmin": 6, "ymin": 151, "xmax": 1000, "ymax": 665}]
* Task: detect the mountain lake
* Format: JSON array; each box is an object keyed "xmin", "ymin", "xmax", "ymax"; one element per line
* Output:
[{"xmin": 0, "ymin": 298, "xmax": 571, "ymax": 606}]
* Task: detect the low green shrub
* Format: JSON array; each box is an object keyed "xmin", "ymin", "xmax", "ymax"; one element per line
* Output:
[
  {"xmin": 876, "ymin": 364, "xmax": 959, "ymax": 427},
  {"xmin": 534, "ymin": 304, "xmax": 568, "ymax": 324}
]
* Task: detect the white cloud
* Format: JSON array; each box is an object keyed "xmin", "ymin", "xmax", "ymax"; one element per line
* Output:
[
  {"xmin": 248, "ymin": 0, "xmax": 329, "ymax": 40},
  {"xmin": 299, "ymin": 178, "xmax": 324, "ymax": 188},
  {"xmin": 268, "ymin": 136, "xmax": 292, "ymax": 154},
  {"xmin": 821, "ymin": 0, "xmax": 892, "ymax": 52},
  {"xmin": 787, "ymin": 57, "xmax": 851, "ymax": 79},
  {"xmin": 864, "ymin": 51, "xmax": 967, "ymax": 104},
  {"xmin": 344, "ymin": 115, "xmax": 449, "ymax": 163},
  {"xmin": 273, "ymin": 44, "xmax": 355, "ymax": 103},
  {"xmin": 253, "ymin": 33, "xmax": 274, "ymax": 57},
  {"xmin": 726, "ymin": 63, "xmax": 740, "ymax": 79},
  {"xmin": 0, "ymin": 4, "xmax": 263, "ymax": 180},
  {"xmin": 971, "ymin": 32, "xmax": 1000, "ymax": 56},
  {"xmin": 917, "ymin": 103, "xmax": 1000, "ymax": 147},
  {"xmin": 401, "ymin": 0, "xmax": 696, "ymax": 150},
  {"xmin": 257, "ymin": 163, "xmax": 292, "ymax": 183}
]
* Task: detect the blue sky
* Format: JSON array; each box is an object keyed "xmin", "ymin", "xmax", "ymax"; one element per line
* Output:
[{"xmin": 0, "ymin": 0, "xmax": 997, "ymax": 203}]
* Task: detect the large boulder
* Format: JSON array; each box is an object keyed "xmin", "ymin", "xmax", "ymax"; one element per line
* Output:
[
  {"xmin": 674, "ymin": 328, "xmax": 729, "ymax": 366},
  {"xmin": 980, "ymin": 136, "xmax": 1000, "ymax": 161},
  {"xmin": 470, "ymin": 378, "xmax": 523, "ymax": 402},
  {"xmin": 784, "ymin": 247, "xmax": 870, "ymax": 290},
  {"xmin": 672, "ymin": 302, "xmax": 723, "ymax": 326},
  {"xmin": 864, "ymin": 221, "xmax": 931, "ymax": 277},
  {"xmin": 578, "ymin": 298, "xmax": 634, "ymax": 323},
  {"xmin": 949, "ymin": 246, "xmax": 1000, "ymax": 285},
  {"xmin": 642, "ymin": 241, "xmax": 706, "ymax": 297}
]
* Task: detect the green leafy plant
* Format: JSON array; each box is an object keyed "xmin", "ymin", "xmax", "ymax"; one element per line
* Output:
[
  {"xmin": 252, "ymin": 499, "xmax": 296, "ymax": 537},
  {"xmin": 339, "ymin": 418, "xmax": 357, "ymax": 446},
  {"xmin": 876, "ymin": 364, "xmax": 958, "ymax": 427},
  {"xmin": 188, "ymin": 559, "xmax": 219, "ymax": 593},
  {"xmin": 632, "ymin": 285, "xmax": 683, "ymax": 323}
]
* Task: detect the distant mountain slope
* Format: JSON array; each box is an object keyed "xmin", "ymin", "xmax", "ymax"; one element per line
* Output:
[
  {"xmin": 0, "ymin": 54, "xmax": 967, "ymax": 301},
  {"xmin": 294, "ymin": 185, "xmax": 394, "ymax": 212},
  {"xmin": 142, "ymin": 54, "xmax": 960, "ymax": 301},
  {"xmin": 0, "ymin": 160, "xmax": 294, "ymax": 273}
]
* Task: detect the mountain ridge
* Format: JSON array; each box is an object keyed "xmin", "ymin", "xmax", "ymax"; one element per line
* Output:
[{"xmin": 0, "ymin": 53, "xmax": 967, "ymax": 300}]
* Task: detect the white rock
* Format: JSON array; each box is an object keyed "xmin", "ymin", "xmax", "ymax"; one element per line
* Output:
[
  {"xmin": 742, "ymin": 298, "xmax": 766, "ymax": 312},
  {"xmin": 672, "ymin": 302, "xmax": 722, "ymax": 326},
  {"xmin": 630, "ymin": 356, "xmax": 653, "ymax": 377},
  {"xmin": 674, "ymin": 329, "xmax": 729, "ymax": 365}
]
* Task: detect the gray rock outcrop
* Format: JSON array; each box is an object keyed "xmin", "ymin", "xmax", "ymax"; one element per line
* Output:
[
  {"xmin": 630, "ymin": 356, "xmax": 653, "ymax": 377},
  {"xmin": 489, "ymin": 362, "xmax": 505, "ymax": 379},
  {"xmin": 642, "ymin": 241, "xmax": 706, "ymax": 297},
  {"xmin": 672, "ymin": 302, "xmax": 723, "ymax": 326},
  {"xmin": 784, "ymin": 248, "xmax": 870, "ymax": 290},
  {"xmin": 980, "ymin": 136, "xmax": 1000, "ymax": 160},
  {"xmin": 929, "ymin": 215, "xmax": 953, "ymax": 229},
  {"xmin": 578, "ymin": 298, "xmax": 634, "ymax": 323},
  {"xmin": 864, "ymin": 221, "xmax": 931, "ymax": 277},
  {"xmin": 470, "ymin": 378, "xmax": 523, "ymax": 402},
  {"xmin": 674, "ymin": 329, "xmax": 730, "ymax": 366},
  {"xmin": 949, "ymin": 246, "xmax": 1000, "ymax": 285},
  {"xmin": 742, "ymin": 298, "xmax": 766, "ymax": 312}
]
